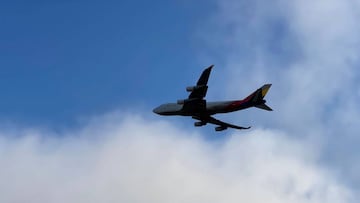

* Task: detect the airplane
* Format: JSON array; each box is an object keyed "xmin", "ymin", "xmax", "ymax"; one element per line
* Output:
[{"xmin": 153, "ymin": 65, "xmax": 272, "ymax": 131}]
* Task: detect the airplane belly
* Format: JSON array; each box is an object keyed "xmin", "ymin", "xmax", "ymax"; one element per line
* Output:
[{"xmin": 206, "ymin": 101, "xmax": 233, "ymax": 114}]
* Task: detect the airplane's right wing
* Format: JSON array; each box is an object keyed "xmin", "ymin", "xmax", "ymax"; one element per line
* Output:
[{"xmin": 197, "ymin": 116, "xmax": 251, "ymax": 131}]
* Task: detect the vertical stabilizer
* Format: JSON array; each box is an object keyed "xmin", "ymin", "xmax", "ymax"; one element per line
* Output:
[
  {"xmin": 245, "ymin": 84, "xmax": 273, "ymax": 111},
  {"xmin": 260, "ymin": 84, "xmax": 271, "ymax": 98}
]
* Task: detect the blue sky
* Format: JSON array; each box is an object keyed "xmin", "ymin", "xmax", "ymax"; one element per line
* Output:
[{"xmin": 0, "ymin": 1, "xmax": 215, "ymax": 126}]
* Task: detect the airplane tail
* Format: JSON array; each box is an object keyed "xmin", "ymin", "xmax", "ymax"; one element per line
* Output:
[
  {"xmin": 255, "ymin": 103, "xmax": 273, "ymax": 111},
  {"xmin": 245, "ymin": 84, "xmax": 273, "ymax": 111}
]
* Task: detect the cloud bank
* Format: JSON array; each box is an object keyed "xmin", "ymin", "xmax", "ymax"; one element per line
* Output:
[
  {"xmin": 204, "ymin": 0, "xmax": 360, "ymax": 191},
  {"xmin": 0, "ymin": 114, "xmax": 353, "ymax": 203}
]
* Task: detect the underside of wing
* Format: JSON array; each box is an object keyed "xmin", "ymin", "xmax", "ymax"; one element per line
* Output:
[
  {"xmin": 188, "ymin": 65, "xmax": 213, "ymax": 99},
  {"xmin": 194, "ymin": 116, "xmax": 251, "ymax": 131}
]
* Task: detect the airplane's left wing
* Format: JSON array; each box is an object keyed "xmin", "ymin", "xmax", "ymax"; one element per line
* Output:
[
  {"xmin": 180, "ymin": 65, "xmax": 213, "ymax": 114},
  {"xmin": 187, "ymin": 65, "xmax": 213, "ymax": 99},
  {"xmin": 204, "ymin": 116, "xmax": 251, "ymax": 131}
]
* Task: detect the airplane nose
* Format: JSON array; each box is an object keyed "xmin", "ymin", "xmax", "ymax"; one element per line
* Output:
[{"xmin": 153, "ymin": 107, "xmax": 160, "ymax": 114}]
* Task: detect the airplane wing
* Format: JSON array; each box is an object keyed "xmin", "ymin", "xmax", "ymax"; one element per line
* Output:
[
  {"xmin": 188, "ymin": 65, "xmax": 213, "ymax": 99},
  {"xmin": 194, "ymin": 116, "xmax": 251, "ymax": 131}
]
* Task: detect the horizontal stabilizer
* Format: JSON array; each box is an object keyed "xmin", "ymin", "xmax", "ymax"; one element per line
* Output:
[{"xmin": 255, "ymin": 104, "xmax": 273, "ymax": 111}]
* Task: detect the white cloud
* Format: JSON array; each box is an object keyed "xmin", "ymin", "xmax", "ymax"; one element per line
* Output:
[
  {"xmin": 217, "ymin": 0, "xmax": 360, "ymax": 130},
  {"xmin": 0, "ymin": 113, "xmax": 353, "ymax": 203},
  {"xmin": 203, "ymin": 0, "xmax": 360, "ymax": 197}
]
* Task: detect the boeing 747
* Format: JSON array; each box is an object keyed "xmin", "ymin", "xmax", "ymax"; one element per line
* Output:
[{"xmin": 153, "ymin": 65, "xmax": 272, "ymax": 131}]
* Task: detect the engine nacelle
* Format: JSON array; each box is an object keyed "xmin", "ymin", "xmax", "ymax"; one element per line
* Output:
[
  {"xmin": 186, "ymin": 85, "xmax": 206, "ymax": 92},
  {"xmin": 186, "ymin": 86, "xmax": 196, "ymax": 92},
  {"xmin": 215, "ymin": 126, "xmax": 227, "ymax": 131},
  {"xmin": 194, "ymin": 121, "xmax": 206, "ymax": 127}
]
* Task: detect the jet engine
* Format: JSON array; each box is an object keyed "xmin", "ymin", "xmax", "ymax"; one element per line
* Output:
[
  {"xmin": 215, "ymin": 126, "xmax": 227, "ymax": 131},
  {"xmin": 186, "ymin": 86, "xmax": 196, "ymax": 92},
  {"xmin": 186, "ymin": 85, "xmax": 206, "ymax": 92},
  {"xmin": 177, "ymin": 100, "xmax": 185, "ymax": 105},
  {"xmin": 194, "ymin": 121, "xmax": 206, "ymax": 127}
]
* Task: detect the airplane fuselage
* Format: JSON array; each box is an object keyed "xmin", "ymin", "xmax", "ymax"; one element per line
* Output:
[{"xmin": 153, "ymin": 98, "xmax": 257, "ymax": 116}]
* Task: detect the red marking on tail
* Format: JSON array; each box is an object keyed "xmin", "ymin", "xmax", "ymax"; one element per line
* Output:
[{"xmin": 226, "ymin": 100, "xmax": 246, "ymax": 110}]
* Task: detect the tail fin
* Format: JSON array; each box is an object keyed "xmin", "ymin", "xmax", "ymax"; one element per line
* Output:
[
  {"xmin": 246, "ymin": 84, "xmax": 273, "ymax": 111},
  {"xmin": 259, "ymin": 84, "xmax": 271, "ymax": 98}
]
